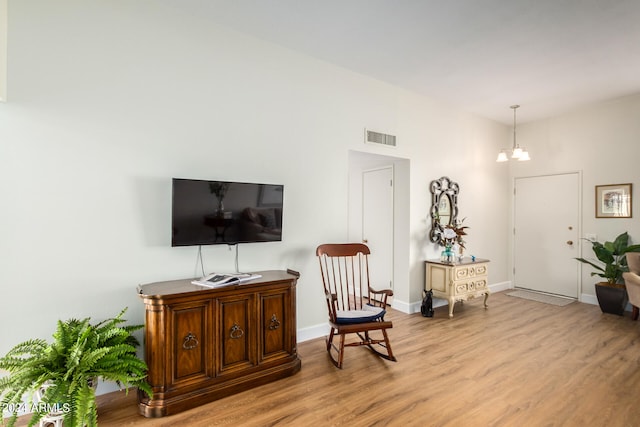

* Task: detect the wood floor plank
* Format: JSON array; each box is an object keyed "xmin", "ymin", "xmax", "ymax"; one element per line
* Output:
[{"xmin": 13, "ymin": 291, "xmax": 640, "ymax": 426}]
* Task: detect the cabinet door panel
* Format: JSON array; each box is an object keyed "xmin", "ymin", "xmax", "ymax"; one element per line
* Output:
[
  {"xmin": 261, "ymin": 292, "xmax": 288, "ymax": 359},
  {"xmin": 168, "ymin": 301, "xmax": 211, "ymax": 385},
  {"xmin": 426, "ymin": 264, "xmax": 448, "ymax": 293},
  {"xmin": 218, "ymin": 295, "xmax": 254, "ymax": 373}
]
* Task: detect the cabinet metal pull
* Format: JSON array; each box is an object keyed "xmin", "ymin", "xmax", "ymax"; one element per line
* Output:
[
  {"xmin": 229, "ymin": 323, "xmax": 244, "ymax": 339},
  {"xmin": 269, "ymin": 314, "xmax": 281, "ymax": 330},
  {"xmin": 182, "ymin": 332, "xmax": 199, "ymax": 350}
]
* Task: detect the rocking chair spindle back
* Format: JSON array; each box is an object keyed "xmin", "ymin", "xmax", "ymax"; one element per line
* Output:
[{"xmin": 316, "ymin": 243, "xmax": 397, "ymax": 368}]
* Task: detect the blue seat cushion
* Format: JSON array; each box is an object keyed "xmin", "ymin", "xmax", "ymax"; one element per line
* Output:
[{"xmin": 335, "ymin": 304, "xmax": 386, "ymax": 324}]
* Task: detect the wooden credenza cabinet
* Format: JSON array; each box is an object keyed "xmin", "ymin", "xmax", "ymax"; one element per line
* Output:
[
  {"xmin": 425, "ymin": 259, "xmax": 490, "ymax": 318},
  {"xmin": 137, "ymin": 270, "xmax": 301, "ymax": 417}
]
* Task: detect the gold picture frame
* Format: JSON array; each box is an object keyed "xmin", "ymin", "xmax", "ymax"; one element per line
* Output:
[{"xmin": 595, "ymin": 183, "xmax": 632, "ymax": 218}]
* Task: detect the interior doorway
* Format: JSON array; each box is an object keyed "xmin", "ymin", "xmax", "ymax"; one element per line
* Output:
[
  {"xmin": 513, "ymin": 172, "xmax": 581, "ymax": 298},
  {"xmin": 348, "ymin": 151, "xmax": 410, "ymax": 309}
]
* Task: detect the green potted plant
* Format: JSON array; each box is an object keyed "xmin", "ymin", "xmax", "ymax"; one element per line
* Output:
[
  {"xmin": 0, "ymin": 308, "xmax": 152, "ymax": 427},
  {"xmin": 575, "ymin": 232, "xmax": 640, "ymax": 315}
]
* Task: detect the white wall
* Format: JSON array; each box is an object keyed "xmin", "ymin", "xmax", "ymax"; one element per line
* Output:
[
  {"xmin": 0, "ymin": 0, "xmax": 510, "ymax": 391},
  {"xmin": 506, "ymin": 94, "xmax": 640, "ymax": 298},
  {"xmin": 0, "ymin": 0, "xmax": 6, "ymax": 102}
]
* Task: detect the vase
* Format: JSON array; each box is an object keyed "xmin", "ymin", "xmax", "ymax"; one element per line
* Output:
[
  {"xmin": 441, "ymin": 245, "xmax": 454, "ymax": 263},
  {"xmin": 35, "ymin": 383, "xmax": 65, "ymax": 427},
  {"xmin": 595, "ymin": 282, "xmax": 628, "ymax": 316}
]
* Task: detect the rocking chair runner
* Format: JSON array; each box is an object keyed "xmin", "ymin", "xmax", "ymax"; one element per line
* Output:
[{"xmin": 316, "ymin": 243, "xmax": 397, "ymax": 368}]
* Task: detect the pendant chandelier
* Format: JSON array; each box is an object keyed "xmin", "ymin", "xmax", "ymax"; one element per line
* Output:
[{"xmin": 496, "ymin": 105, "xmax": 530, "ymax": 162}]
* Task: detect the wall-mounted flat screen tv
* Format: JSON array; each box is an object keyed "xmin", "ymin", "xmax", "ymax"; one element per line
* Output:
[{"xmin": 172, "ymin": 178, "xmax": 284, "ymax": 247}]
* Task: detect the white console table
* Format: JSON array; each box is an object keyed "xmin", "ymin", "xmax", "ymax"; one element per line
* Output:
[{"xmin": 425, "ymin": 258, "xmax": 490, "ymax": 318}]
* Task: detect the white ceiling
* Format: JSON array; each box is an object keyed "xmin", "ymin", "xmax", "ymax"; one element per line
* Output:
[{"xmin": 179, "ymin": 0, "xmax": 640, "ymax": 124}]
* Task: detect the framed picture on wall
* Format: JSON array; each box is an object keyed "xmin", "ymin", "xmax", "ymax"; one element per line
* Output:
[{"xmin": 595, "ymin": 183, "xmax": 632, "ymax": 218}]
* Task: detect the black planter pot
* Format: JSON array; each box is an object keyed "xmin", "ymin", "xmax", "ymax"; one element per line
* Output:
[{"xmin": 595, "ymin": 283, "xmax": 628, "ymax": 316}]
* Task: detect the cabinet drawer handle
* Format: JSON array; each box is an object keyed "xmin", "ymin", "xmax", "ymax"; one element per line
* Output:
[
  {"xmin": 230, "ymin": 323, "xmax": 244, "ymax": 339},
  {"xmin": 182, "ymin": 332, "xmax": 199, "ymax": 350},
  {"xmin": 269, "ymin": 314, "xmax": 281, "ymax": 330}
]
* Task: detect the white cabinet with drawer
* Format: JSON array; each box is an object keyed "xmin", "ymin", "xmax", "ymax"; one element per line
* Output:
[{"xmin": 425, "ymin": 258, "xmax": 490, "ymax": 318}]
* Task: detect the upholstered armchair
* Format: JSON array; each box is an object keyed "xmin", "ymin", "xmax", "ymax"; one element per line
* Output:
[{"xmin": 623, "ymin": 253, "xmax": 640, "ymax": 320}]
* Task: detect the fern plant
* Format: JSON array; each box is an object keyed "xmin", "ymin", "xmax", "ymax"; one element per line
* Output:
[{"xmin": 0, "ymin": 308, "xmax": 152, "ymax": 427}]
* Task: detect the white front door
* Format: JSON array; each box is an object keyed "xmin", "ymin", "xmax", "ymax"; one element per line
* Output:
[
  {"xmin": 514, "ymin": 173, "xmax": 580, "ymax": 298},
  {"xmin": 362, "ymin": 166, "xmax": 394, "ymax": 291}
]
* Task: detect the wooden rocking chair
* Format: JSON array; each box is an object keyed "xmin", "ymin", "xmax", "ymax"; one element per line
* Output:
[{"xmin": 316, "ymin": 243, "xmax": 397, "ymax": 368}]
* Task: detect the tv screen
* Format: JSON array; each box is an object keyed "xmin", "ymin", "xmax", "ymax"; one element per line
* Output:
[{"xmin": 172, "ymin": 178, "xmax": 284, "ymax": 247}]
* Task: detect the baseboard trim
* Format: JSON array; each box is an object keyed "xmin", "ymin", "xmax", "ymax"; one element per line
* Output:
[
  {"xmin": 391, "ymin": 298, "xmax": 411, "ymax": 314},
  {"xmin": 580, "ymin": 293, "xmax": 597, "ymax": 305},
  {"xmin": 298, "ymin": 281, "xmax": 589, "ymax": 341},
  {"xmin": 298, "ymin": 322, "xmax": 328, "ymax": 343},
  {"xmin": 397, "ymin": 281, "xmax": 513, "ymax": 314},
  {"xmin": 490, "ymin": 281, "xmax": 512, "ymax": 293}
]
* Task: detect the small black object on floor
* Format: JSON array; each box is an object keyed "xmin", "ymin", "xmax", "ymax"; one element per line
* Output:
[{"xmin": 421, "ymin": 289, "xmax": 434, "ymax": 317}]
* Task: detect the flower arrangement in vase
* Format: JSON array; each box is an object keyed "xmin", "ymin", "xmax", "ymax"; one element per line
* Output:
[{"xmin": 440, "ymin": 218, "xmax": 469, "ymax": 262}]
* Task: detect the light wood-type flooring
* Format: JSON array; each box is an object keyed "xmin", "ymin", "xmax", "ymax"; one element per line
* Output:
[{"xmin": 16, "ymin": 291, "xmax": 640, "ymax": 426}]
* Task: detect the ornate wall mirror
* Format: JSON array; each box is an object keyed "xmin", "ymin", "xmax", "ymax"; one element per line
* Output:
[{"xmin": 429, "ymin": 176, "xmax": 459, "ymax": 244}]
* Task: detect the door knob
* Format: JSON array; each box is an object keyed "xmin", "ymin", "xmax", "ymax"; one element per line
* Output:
[{"xmin": 567, "ymin": 240, "xmax": 574, "ymax": 245}]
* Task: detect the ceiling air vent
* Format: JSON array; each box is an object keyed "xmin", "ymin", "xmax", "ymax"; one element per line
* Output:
[{"xmin": 365, "ymin": 129, "xmax": 396, "ymax": 147}]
